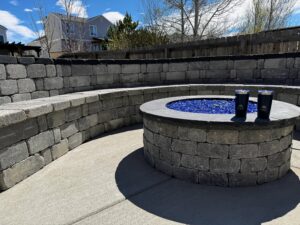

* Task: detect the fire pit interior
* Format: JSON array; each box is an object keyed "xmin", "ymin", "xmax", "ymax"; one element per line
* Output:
[{"xmin": 140, "ymin": 96, "xmax": 300, "ymax": 187}]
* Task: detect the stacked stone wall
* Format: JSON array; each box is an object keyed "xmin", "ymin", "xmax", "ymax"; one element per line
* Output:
[
  {"xmin": 2, "ymin": 53, "xmax": 300, "ymax": 106},
  {"xmin": 143, "ymin": 115, "xmax": 293, "ymax": 186},
  {"xmin": 0, "ymin": 84, "xmax": 299, "ymax": 190}
]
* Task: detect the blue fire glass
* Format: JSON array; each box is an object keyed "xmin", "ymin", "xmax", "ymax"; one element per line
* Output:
[{"xmin": 166, "ymin": 99, "xmax": 257, "ymax": 114}]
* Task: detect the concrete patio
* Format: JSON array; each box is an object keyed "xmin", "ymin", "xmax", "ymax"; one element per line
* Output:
[{"xmin": 0, "ymin": 125, "xmax": 300, "ymax": 225}]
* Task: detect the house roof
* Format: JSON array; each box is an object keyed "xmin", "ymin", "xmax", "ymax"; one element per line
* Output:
[
  {"xmin": 0, "ymin": 24, "xmax": 7, "ymax": 30},
  {"xmin": 50, "ymin": 13, "xmax": 112, "ymax": 25}
]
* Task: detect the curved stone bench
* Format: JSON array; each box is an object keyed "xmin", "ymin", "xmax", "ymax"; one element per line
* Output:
[{"xmin": 0, "ymin": 84, "xmax": 300, "ymax": 190}]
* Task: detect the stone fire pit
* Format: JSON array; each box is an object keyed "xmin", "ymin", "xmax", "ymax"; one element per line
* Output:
[{"xmin": 140, "ymin": 96, "xmax": 300, "ymax": 187}]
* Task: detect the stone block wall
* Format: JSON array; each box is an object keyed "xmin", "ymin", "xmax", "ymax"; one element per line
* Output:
[
  {"xmin": 0, "ymin": 84, "xmax": 300, "ymax": 190},
  {"xmin": 2, "ymin": 53, "xmax": 300, "ymax": 106},
  {"xmin": 143, "ymin": 115, "xmax": 293, "ymax": 187}
]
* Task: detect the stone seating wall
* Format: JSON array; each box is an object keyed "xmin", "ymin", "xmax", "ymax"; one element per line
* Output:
[
  {"xmin": 1, "ymin": 53, "xmax": 300, "ymax": 105},
  {"xmin": 1, "ymin": 84, "xmax": 300, "ymax": 190}
]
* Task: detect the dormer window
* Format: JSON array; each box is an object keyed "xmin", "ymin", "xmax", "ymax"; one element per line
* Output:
[{"xmin": 89, "ymin": 25, "xmax": 97, "ymax": 36}]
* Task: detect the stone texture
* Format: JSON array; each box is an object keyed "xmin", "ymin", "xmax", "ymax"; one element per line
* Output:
[
  {"xmin": 6, "ymin": 64, "xmax": 27, "ymax": 79},
  {"xmin": 0, "ymin": 64, "xmax": 6, "ymax": 80},
  {"xmin": 0, "ymin": 141, "xmax": 29, "ymax": 170},
  {"xmin": 27, "ymin": 64, "xmax": 46, "ymax": 78},
  {"xmin": 259, "ymin": 140, "xmax": 281, "ymax": 156},
  {"xmin": 46, "ymin": 65, "xmax": 56, "ymax": 77},
  {"xmin": 27, "ymin": 130, "xmax": 55, "ymax": 154},
  {"xmin": 0, "ymin": 155, "xmax": 44, "ymax": 190},
  {"xmin": 178, "ymin": 126, "xmax": 206, "ymax": 142},
  {"xmin": 51, "ymin": 139, "xmax": 69, "ymax": 160},
  {"xmin": 61, "ymin": 122, "xmax": 78, "ymax": 138},
  {"xmin": 241, "ymin": 158, "xmax": 267, "ymax": 173},
  {"xmin": 210, "ymin": 159, "xmax": 240, "ymax": 173},
  {"xmin": 18, "ymin": 79, "xmax": 36, "ymax": 93},
  {"xmin": 207, "ymin": 130, "xmax": 238, "ymax": 144},
  {"xmin": 197, "ymin": 143, "xmax": 229, "ymax": 159},
  {"xmin": 40, "ymin": 148, "xmax": 52, "ymax": 165},
  {"xmin": 11, "ymin": 93, "xmax": 31, "ymax": 102},
  {"xmin": 69, "ymin": 76, "xmax": 90, "ymax": 87},
  {"xmin": 44, "ymin": 77, "xmax": 63, "ymax": 90},
  {"xmin": 171, "ymin": 139, "xmax": 197, "ymax": 155},
  {"xmin": 229, "ymin": 144, "xmax": 259, "ymax": 159},
  {"xmin": 68, "ymin": 132, "xmax": 83, "ymax": 149},
  {"xmin": 0, "ymin": 80, "xmax": 18, "ymax": 95},
  {"xmin": 47, "ymin": 111, "xmax": 66, "ymax": 128},
  {"xmin": 78, "ymin": 114, "xmax": 98, "ymax": 131},
  {"xmin": 229, "ymin": 173, "xmax": 257, "ymax": 187}
]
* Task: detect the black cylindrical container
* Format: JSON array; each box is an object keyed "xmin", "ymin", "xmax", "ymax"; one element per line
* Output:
[
  {"xmin": 235, "ymin": 90, "xmax": 250, "ymax": 118},
  {"xmin": 257, "ymin": 90, "xmax": 273, "ymax": 119}
]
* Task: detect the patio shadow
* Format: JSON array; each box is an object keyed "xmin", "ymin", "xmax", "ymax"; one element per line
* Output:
[{"xmin": 115, "ymin": 148, "xmax": 300, "ymax": 225}]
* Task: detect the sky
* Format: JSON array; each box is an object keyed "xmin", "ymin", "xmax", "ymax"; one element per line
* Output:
[
  {"xmin": 0, "ymin": 0, "xmax": 144, "ymax": 43},
  {"xmin": 0, "ymin": 0, "xmax": 300, "ymax": 44}
]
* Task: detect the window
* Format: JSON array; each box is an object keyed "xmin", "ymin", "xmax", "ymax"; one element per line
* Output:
[
  {"xmin": 66, "ymin": 23, "xmax": 75, "ymax": 34},
  {"xmin": 0, "ymin": 35, "xmax": 4, "ymax": 43},
  {"xmin": 89, "ymin": 25, "xmax": 97, "ymax": 36}
]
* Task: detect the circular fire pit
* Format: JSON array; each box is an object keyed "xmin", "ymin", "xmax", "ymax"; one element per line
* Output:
[{"xmin": 140, "ymin": 96, "xmax": 300, "ymax": 187}]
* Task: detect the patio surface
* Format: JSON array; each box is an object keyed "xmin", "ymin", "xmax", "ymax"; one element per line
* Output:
[{"xmin": 0, "ymin": 125, "xmax": 300, "ymax": 225}]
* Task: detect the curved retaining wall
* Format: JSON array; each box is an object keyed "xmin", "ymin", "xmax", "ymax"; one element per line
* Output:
[
  {"xmin": 0, "ymin": 84, "xmax": 300, "ymax": 190},
  {"xmin": 2, "ymin": 53, "xmax": 300, "ymax": 105}
]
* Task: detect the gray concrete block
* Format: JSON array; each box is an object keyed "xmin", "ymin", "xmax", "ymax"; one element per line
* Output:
[
  {"xmin": 47, "ymin": 111, "xmax": 65, "ymax": 128},
  {"xmin": 171, "ymin": 139, "xmax": 197, "ymax": 155},
  {"xmin": 69, "ymin": 76, "xmax": 90, "ymax": 87},
  {"xmin": 0, "ymin": 110, "xmax": 27, "ymax": 128},
  {"xmin": 51, "ymin": 139, "xmax": 69, "ymax": 160},
  {"xmin": 210, "ymin": 158, "xmax": 240, "ymax": 173},
  {"xmin": 258, "ymin": 140, "xmax": 281, "ymax": 156},
  {"xmin": 257, "ymin": 168, "xmax": 279, "ymax": 184},
  {"xmin": 53, "ymin": 128, "xmax": 61, "ymax": 143},
  {"xmin": 229, "ymin": 144, "xmax": 259, "ymax": 159},
  {"xmin": 207, "ymin": 130, "xmax": 238, "ymax": 144},
  {"xmin": 61, "ymin": 122, "xmax": 78, "ymax": 138},
  {"xmin": 27, "ymin": 64, "xmax": 46, "ymax": 78},
  {"xmin": 6, "ymin": 64, "xmax": 27, "ymax": 79},
  {"xmin": 46, "ymin": 65, "xmax": 56, "ymax": 77},
  {"xmin": 44, "ymin": 77, "xmax": 63, "ymax": 90},
  {"xmin": 197, "ymin": 143, "xmax": 229, "ymax": 159},
  {"xmin": 11, "ymin": 93, "xmax": 31, "ymax": 102},
  {"xmin": 241, "ymin": 158, "xmax": 267, "ymax": 173},
  {"xmin": 68, "ymin": 132, "xmax": 83, "ymax": 150},
  {"xmin": 178, "ymin": 127, "xmax": 206, "ymax": 142},
  {"xmin": 0, "ymin": 80, "xmax": 18, "ymax": 95},
  {"xmin": 0, "ymin": 155, "xmax": 44, "ymax": 190},
  {"xmin": 0, "ymin": 64, "xmax": 6, "ymax": 80},
  {"xmin": 27, "ymin": 130, "xmax": 55, "ymax": 154},
  {"xmin": 0, "ymin": 96, "xmax": 11, "ymax": 105},
  {"xmin": 264, "ymin": 58, "xmax": 286, "ymax": 69},
  {"xmin": 229, "ymin": 173, "xmax": 257, "ymax": 187},
  {"xmin": 18, "ymin": 79, "xmax": 36, "ymax": 93},
  {"xmin": 56, "ymin": 65, "xmax": 71, "ymax": 77},
  {"xmin": 0, "ymin": 141, "xmax": 29, "ymax": 170},
  {"xmin": 122, "ymin": 64, "xmax": 140, "ymax": 74},
  {"xmin": 72, "ymin": 65, "xmax": 93, "ymax": 76},
  {"xmin": 40, "ymin": 148, "xmax": 52, "ymax": 165},
  {"xmin": 31, "ymin": 91, "xmax": 49, "ymax": 99},
  {"xmin": 66, "ymin": 106, "xmax": 82, "ymax": 122}
]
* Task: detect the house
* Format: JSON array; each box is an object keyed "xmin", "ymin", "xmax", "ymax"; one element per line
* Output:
[
  {"xmin": 28, "ymin": 13, "xmax": 113, "ymax": 58},
  {"xmin": 0, "ymin": 25, "xmax": 8, "ymax": 43}
]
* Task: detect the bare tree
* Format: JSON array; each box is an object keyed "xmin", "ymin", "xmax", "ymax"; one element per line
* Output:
[
  {"xmin": 28, "ymin": 0, "xmax": 55, "ymax": 57},
  {"xmin": 240, "ymin": 0, "xmax": 296, "ymax": 33},
  {"xmin": 57, "ymin": 0, "xmax": 88, "ymax": 53},
  {"xmin": 142, "ymin": 0, "xmax": 242, "ymax": 42}
]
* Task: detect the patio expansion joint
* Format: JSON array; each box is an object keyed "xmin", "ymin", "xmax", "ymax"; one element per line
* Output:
[{"xmin": 64, "ymin": 177, "xmax": 173, "ymax": 225}]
